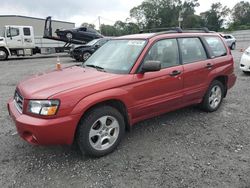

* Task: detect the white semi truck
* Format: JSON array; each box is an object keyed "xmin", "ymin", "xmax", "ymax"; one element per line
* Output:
[{"xmin": 0, "ymin": 25, "xmax": 77, "ymax": 60}]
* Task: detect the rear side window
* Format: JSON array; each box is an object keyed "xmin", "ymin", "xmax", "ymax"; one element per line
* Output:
[
  {"xmin": 204, "ymin": 36, "xmax": 227, "ymax": 57},
  {"xmin": 178, "ymin": 38, "xmax": 207, "ymax": 64},
  {"xmin": 23, "ymin": 28, "xmax": 31, "ymax": 36},
  {"xmin": 143, "ymin": 39, "xmax": 180, "ymax": 69}
]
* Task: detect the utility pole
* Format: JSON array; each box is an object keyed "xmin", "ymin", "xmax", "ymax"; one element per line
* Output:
[
  {"xmin": 98, "ymin": 16, "xmax": 101, "ymax": 34},
  {"xmin": 178, "ymin": 11, "xmax": 183, "ymax": 28}
]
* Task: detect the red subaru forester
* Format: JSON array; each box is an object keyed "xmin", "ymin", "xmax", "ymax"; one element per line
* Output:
[{"xmin": 8, "ymin": 28, "xmax": 236, "ymax": 157}]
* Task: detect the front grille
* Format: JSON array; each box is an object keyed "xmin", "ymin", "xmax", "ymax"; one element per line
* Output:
[{"xmin": 14, "ymin": 90, "xmax": 24, "ymax": 113}]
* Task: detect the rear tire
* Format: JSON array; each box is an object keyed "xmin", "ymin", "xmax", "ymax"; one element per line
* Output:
[
  {"xmin": 200, "ymin": 80, "xmax": 224, "ymax": 112},
  {"xmin": 66, "ymin": 32, "xmax": 73, "ymax": 40},
  {"xmin": 77, "ymin": 106, "xmax": 125, "ymax": 157}
]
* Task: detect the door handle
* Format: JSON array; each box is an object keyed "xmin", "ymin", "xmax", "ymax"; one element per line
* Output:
[
  {"xmin": 205, "ymin": 63, "xmax": 213, "ymax": 69},
  {"xmin": 17, "ymin": 39, "xmax": 21, "ymax": 42},
  {"xmin": 169, "ymin": 70, "xmax": 181, "ymax": 76}
]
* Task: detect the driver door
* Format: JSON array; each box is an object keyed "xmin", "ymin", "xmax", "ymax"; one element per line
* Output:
[
  {"xmin": 130, "ymin": 38, "xmax": 184, "ymax": 120},
  {"xmin": 5, "ymin": 27, "xmax": 23, "ymax": 48}
]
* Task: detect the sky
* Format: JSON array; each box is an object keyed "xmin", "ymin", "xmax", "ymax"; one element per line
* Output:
[{"xmin": 0, "ymin": 0, "xmax": 248, "ymax": 27}]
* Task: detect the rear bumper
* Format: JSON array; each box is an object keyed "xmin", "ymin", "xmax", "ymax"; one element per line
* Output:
[{"xmin": 7, "ymin": 98, "xmax": 80, "ymax": 145}]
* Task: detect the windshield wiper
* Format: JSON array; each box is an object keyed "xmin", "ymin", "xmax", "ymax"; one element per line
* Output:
[{"xmin": 85, "ymin": 64, "xmax": 106, "ymax": 72}]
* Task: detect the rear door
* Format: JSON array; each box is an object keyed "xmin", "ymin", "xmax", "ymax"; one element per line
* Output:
[
  {"xmin": 203, "ymin": 36, "xmax": 231, "ymax": 73},
  {"xmin": 179, "ymin": 37, "xmax": 213, "ymax": 103},
  {"xmin": 22, "ymin": 27, "xmax": 34, "ymax": 48},
  {"xmin": 131, "ymin": 38, "xmax": 184, "ymax": 119}
]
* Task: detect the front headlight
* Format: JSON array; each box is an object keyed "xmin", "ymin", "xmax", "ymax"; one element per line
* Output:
[{"xmin": 28, "ymin": 100, "xmax": 60, "ymax": 116}]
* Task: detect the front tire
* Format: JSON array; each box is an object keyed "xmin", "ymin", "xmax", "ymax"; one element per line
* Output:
[
  {"xmin": 77, "ymin": 106, "xmax": 125, "ymax": 157},
  {"xmin": 200, "ymin": 80, "xmax": 224, "ymax": 112},
  {"xmin": 82, "ymin": 52, "xmax": 91, "ymax": 62},
  {"xmin": 0, "ymin": 48, "xmax": 8, "ymax": 60}
]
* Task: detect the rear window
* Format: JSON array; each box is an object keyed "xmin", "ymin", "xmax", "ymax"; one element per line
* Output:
[
  {"xmin": 178, "ymin": 38, "xmax": 207, "ymax": 64},
  {"xmin": 204, "ymin": 36, "xmax": 227, "ymax": 57},
  {"xmin": 23, "ymin": 28, "xmax": 31, "ymax": 36}
]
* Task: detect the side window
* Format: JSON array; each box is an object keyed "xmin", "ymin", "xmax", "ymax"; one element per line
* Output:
[
  {"xmin": 79, "ymin": 27, "xmax": 87, "ymax": 32},
  {"xmin": 144, "ymin": 39, "xmax": 180, "ymax": 69},
  {"xmin": 7, "ymin": 28, "xmax": 20, "ymax": 37},
  {"xmin": 178, "ymin": 38, "xmax": 207, "ymax": 64},
  {"xmin": 23, "ymin": 28, "xmax": 31, "ymax": 36},
  {"xmin": 204, "ymin": 36, "xmax": 227, "ymax": 57}
]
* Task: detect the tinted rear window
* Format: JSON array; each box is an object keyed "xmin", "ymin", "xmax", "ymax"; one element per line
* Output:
[{"xmin": 204, "ymin": 36, "xmax": 227, "ymax": 57}]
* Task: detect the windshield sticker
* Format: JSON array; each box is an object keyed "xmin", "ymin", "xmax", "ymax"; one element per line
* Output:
[{"xmin": 127, "ymin": 40, "xmax": 145, "ymax": 46}]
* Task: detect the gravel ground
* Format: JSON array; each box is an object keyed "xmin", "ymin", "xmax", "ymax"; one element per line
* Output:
[{"xmin": 0, "ymin": 50, "xmax": 250, "ymax": 188}]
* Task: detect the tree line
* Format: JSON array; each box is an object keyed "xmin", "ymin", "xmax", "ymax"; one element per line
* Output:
[{"xmin": 82, "ymin": 0, "xmax": 250, "ymax": 36}]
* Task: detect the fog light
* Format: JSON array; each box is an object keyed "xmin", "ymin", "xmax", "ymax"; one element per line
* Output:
[{"xmin": 22, "ymin": 131, "xmax": 38, "ymax": 144}]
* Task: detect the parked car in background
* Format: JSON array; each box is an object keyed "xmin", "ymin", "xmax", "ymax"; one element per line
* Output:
[
  {"xmin": 70, "ymin": 38, "xmax": 112, "ymax": 62},
  {"xmin": 221, "ymin": 34, "xmax": 236, "ymax": 50},
  {"xmin": 55, "ymin": 27, "xmax": 103, "ymax": 43},
  {"xmin": 8, "ymin": 29, "xmax": 236, "ymax": 157},
  {"xmin": 240, "ymin": 46, "xmax": 250, "ymax": 74}
]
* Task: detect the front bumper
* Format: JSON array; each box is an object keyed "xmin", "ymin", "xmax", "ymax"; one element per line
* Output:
[
  {"xmin": 240, "ymin": 53, "xmax": 250, "ymax": 72},
  {"xmin": 7, "ymin": 98, "xmax": 80, "ymax": 145}
]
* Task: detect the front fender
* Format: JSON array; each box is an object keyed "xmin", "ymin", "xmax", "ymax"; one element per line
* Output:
[{"xmin": 70, "ymin": 88, "xmax": 132, "ymax": 118}]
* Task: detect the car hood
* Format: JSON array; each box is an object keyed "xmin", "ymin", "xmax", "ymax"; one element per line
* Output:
[{"xmin": 17, "ymin": 66, "xmax": 124, "ymax": 99}]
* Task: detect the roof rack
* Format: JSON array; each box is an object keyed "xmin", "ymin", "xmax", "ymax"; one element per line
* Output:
[
  {"xmin": 140, "ymin": 27, "xmax": 211, "ymax": 36},
  {"xmin": 140, "ymin": 27, "xmax": 183, "ymax": 34},
  {"xmin": 182, "ymin": 27, "xmax": 210, "ymax": 33}
]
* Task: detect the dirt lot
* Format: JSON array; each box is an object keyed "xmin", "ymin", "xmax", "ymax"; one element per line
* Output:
[{"xmin": 0, "ymin": 50, "xmax": 250, "ymax": 188}]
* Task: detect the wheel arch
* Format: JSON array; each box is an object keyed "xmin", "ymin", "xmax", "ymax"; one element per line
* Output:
[
  {"xmin": 0, "ymin": 47, "xmax": 10, "ymax": 56},
  {"xmin": 82, "ymin": 99, "xmax": 130, "ymax": 129},
  {"xmin": 212, "ymin": 75, "xmax": 228, "ymax": 97}
]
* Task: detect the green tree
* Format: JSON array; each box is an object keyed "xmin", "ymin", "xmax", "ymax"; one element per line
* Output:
[
  {"xmin": 81, "ymin": 23, "xmax": 95, "ymax": 29},
  {"xmin": 201, "ymin": 3, "xmax": 230, "ymax": 31},
  {"xmin": 231, "ymin": 1, "xmax": 250, "ymax": 29},
  {"xmin": 181, "ymin": 0, "xmax": 203, "ymax": 28},
  {"xmin": 130, "ymin": 0, "xmax": 203, "ymax": 30},
  {"xmin": 100, "ymin": 24, "xmax": 118, "ymax": 36}
]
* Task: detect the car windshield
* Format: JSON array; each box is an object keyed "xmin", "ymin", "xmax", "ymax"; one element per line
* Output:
[
  {"xmin": 86, "ymin": 39, "xmax": 99, "ymax": 46},
  {"xmin": 84, "ymin": 39, "xmax": 147, "ymax": 74}
]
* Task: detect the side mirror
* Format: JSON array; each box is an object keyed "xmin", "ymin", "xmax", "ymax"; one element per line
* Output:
[
  {"xmin": 95, "ymin": 44, "xmax": 100, "ymax": 48},
  {"xmin": 141, "ymin": 61, "xmax": 161, "ymax": 73}
]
